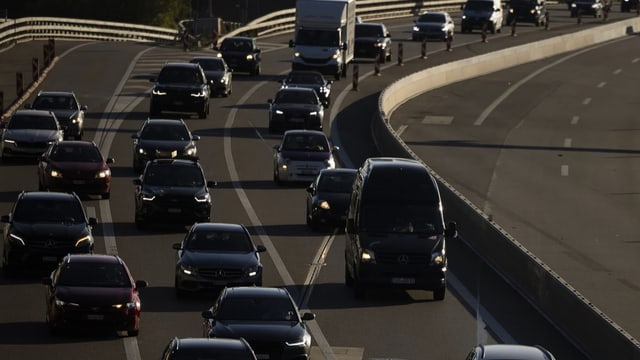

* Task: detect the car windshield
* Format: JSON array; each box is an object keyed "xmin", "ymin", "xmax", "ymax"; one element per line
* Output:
[
  {"xmin": 193, "ymin": 59, "xmax": 224, "ymax": 71},
  {"xmin": 355, "ymin": 25, "xmax": 384, "ymax": 37},
  {"xmin": 49, "ymin": 144, "xmax": 102, "ymax": 162},
  {"xmin": 217, "ymin": 296, "xmax": 297, "ymax": 321},
  {"xmin": 168, "ymin": 349, "xmax": 254, "ymax": 360},
  {"xmin": 317, "ymin": 172, "xmax": 356, "ymax": 193},
  {"xmin": 8, "ymin": 114, "xmax": 57, "ymax": 130},
  {"xmin": 275, "ymin": 90, "xmax": 318, "ymax": 105},
  {"xmin": 465, "ymin": 1, "xmax": 493, "ymax": 10},
  {"xmin": 32, "ymin": 95, "xmax": 76, "ymax": 110},
  {"xmin": 56, "ymin": 262, "xmax": 130, "ymax": 287},
  {"xmin": 144, "ymin": 165, "xmax": 204, "ymax": 187},
  {"xmin": 281, "ymin": 134, "xmax": 328, "ymax": 152},
  {"xmin": 286, "ymin": 73, "xmax": 323, "ymax": 84},
  {"xmin": 418, "ymin": 13, "xmax": 446, "ymax": 22},
  {"xmin": 295, "ymin": 29, "xmax": 339, "ymax": 46},
  {"xmin": 140, "ymin": 124, "xmax": 190, "ymax": 141},
  {"xmin": 220, "ymin": 39, "xmax": 253, "ymax": 51},
  {"xmin": 12, "ymin": 198, "xmax": 85, "ymax": 223},
  {"xmin": 158, "ymin": 66, "xmax": 203, "ymax": 84},
  {"xmin": 360, "ymin": 202, "xmax": 444, "ymax": 234},
  {"xmin": 186, "ymin": 230, "xmax": 253, "ymax": 252}
]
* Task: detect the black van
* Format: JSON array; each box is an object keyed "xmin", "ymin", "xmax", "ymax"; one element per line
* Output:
[{"xmin": 344, "ymin": 158, "xmax": 456, "ymax": 300}]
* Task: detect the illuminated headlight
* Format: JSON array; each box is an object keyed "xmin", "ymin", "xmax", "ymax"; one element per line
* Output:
[
  {"xmin": 462, "ymin": 15, "xmax": 468, "ymax": 19},
  {"xmin": 530, "ymin": 9, "xmax": 536, "ymax": 14},
  {"xmin": 441, "ymin": 26, "xmax": 447, "ymax": 32},
  {"xmin": 9, "ymin": 233, "xmax": 25, "ymax": 246},
  {"xmin": 591, "ymin": 3, "xmax": 598, "ymax": 7},
  {"xmin": 373, "ymin": 42, "xmax": 381, "ymax": 48},
  {"xmin": 137, "ymin": 148, "xmax": 147, "ymax": 155},
  {"xmin": 275, "ymin": 110, "xmax": 284, "ymax": 115},
  {"xmin": 285, "ymin": 336, "xmax": 310, "ymax": 347},
  {"xmin": 216, "ymin": 53, "xmax": 222, "ymax": 58},
  {"xmin": 509, "ymin": 8, "xmax": 515, "ymax": 13},
  {"xmin": 331, "ymin": 50, "xmax": 340, "ymax": 60},
  {"xmin": 246, "ymin": 54, "xmax": 254, "ymax": 60},
  {"xmin": 47, "ymin": 139, "xmax": 58, "ymax": 144},
  {"xmin": 412, "ymin": 25, "xmax": 419, "ymax": 31},
  {"xmin": 152, "ymin": 88, "xmax": 167, "ymax": 96},
  {"xmin": 141, "ymin": 193, "xmax": 156, "ymax": 201},
  {"xmin": 55, "ymin": 298, "xmax": 79, "ymax": 307},
  {"xmin": 309, "ymin": 111, "xmax": 318, "ymax": 116},
  {"xmin": 75, "ymin": 235, "xmax": 92, "ymax": 247},
  {"xmin": 194, "ymin": 192, "xmax": 210, "ymax": 203},
  {"xmin": 185, "ymin": 146, "xmax": 197, "ymax": 156},
  {"xmin": 3, "ymin": 138, "xmax": 16, "ymax": 145},
  {"xmin": 245, "ymin": 266, "xmax": 259, "ymax": 277},
  {"xmin": 190, "ymin": 89, "xmax": 207, "ymax": 97},
  {"xmin": 318, "ymin": 201, "xmax": 330, "ymax": 210},
  {"xmin": 324, "ymin": 157, "xmax": 335, "ymax": 169},
  {"xmin": 293, "ymin": 51, "xmax": 301, "ymax": 58},
  {"xmin": 96, "ymin": 169, "xmax": 111, "ymax": 179},
  {"xmin": 70, "ymin": 118, "xmax": 79, "ymax": 124},
  {"xmin": 113, "ymin": 301, "xmax": 138, "ymax": 310},
  {"xmin": 220, "ymin": 77, "xmax": 228, "ymax": 84},
  {"xmin": 49, "ymin": 169, "xmax": 63, "ymax": 178},
  {"xmin": 361, "ymin": 249, "xmax": 375, "ymax": 263},
  {"xmin": 431, "ymin": 251, "xmax": 445, "ymax": 265},
  {"xmin": 571, "ymin": 3, "xmax": 576, "ymax": 7},
  {"xmin": 180, "ymin": 263, "xmax": 198, "ymax": 275}
]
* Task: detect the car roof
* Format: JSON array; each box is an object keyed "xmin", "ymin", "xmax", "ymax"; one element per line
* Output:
[
  {"xmin": 144, "ymin": 118, "xmax": 186, "ymax": 126},
  {"xmin": 475, "ymin": 344, "xmax": 555, "ymax": 360},
  {"xmin": 53, "ymin": 140, "xmax": 96, "ymax": 148},
  {"xmin": 62, "ymin": 253, "xmax": 123, "ymax": 265},
  {"xmin": 191, "ymin": 222, "xmax": 247, "ymax": 232},
  {"xmin": 277, "ymin": 87, "xmax": 316, "ymax": 94},
  {"xmin": 223, "ymin": 286, "xmax": 290, "ymax": 299},
  {"xmin": 162, "ymin": 62, "xmax": 201, "ymax": 69},
  {"xmin": 283, "ymin": 129, "xmax": 326, "ymax": 137},
  {"xmin": 223, "ymin": 36, "xmax": 253, "ymax": 41},
  {"xmin": 171, "ymin": 337, "xmax": 254, "ymax": 353},
  {"xmin": 319, "ymin": 168, "xmax": 357, "ymax": 176},
  {"xmin": 37, "ymin": 90, "xmax": 75, "ymax": 96},
  {"xmin": 19, "ymin": 191, "xmax": 79, "ymax": 201},
  {"xmin": 12, "ymin": 109, "xmax": 56, "ymax": 117}
]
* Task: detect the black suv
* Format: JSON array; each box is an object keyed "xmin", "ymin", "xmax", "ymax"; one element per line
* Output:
[
  {"xmin": 570, "ymin": 0, "xmax": 603, "ymax": 17},
  {"xmin": 131, "ymin": 118, "xmax": 199, "ymax": 173},
  {"xmin": 25, "ymin": 91, "xmax": 87, "ymax": 140},
  {"xmin": 215, "ymin": 36, "xmax": 261, "ymax": 75},
  {"xmin": 133, "ymin": 159, "xmax": 216, "ymax": 229},
  {"xmin": 506, "ymin": 0, "xmax": 547, "ymax": 26},
  {"xmin": 149, "ymin": 62, "xmax": 210, "ymax": 119},
  {"xmin": 280, "ymin": 70, "xmax": 332, "ymax": 107},
  {"xmin": 2, "ymin": 191, "xmax": 96, "ymax": 273},
  {"xmin": 354, "ymin": 23, "xmax": 392, "ymax": 62}
]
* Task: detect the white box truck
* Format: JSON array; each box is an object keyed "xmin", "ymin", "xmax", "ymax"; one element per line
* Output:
[{"xmin": 289, "ymin": 0, "xmax": 356, "ymax": 80}]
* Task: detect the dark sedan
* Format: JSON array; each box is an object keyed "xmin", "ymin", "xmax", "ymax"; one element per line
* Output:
[
  {"xmin": 2, "ymin": 191, "xmax": 96, "ymax": 274},
  {"xmin": 161, "ymin": 337, "xmax": 257, "ymax": 360},
  {"xmin": 306, "ymin": 168, "xmax": 357, "ymax": 231},
  {"xmin": 149, "ymin": 62, "xmax": 210, "ymax": 119},
  {"xmin": 173, "ymin": 223, "xmax": 266, "ymax": 297},
  {"xmin": 354, "ymin": 22, "xmax": 392, "ymax": 62},
  {"xmin": 38, "ymin": 141, "xmax": 114, "ymax": 199},
  {"xmin": 42, "ymin": 254, "xmax": 147, "ymax": 336},
  {"xmin": 215, "ymin": 36, "xmax": 261, "ymax": 75},
  {"xmin": 190, "ymin": 56, "xmax": 233, "ymax": 97},
  {"xmin": 268, "ymin": 87, "xmax": 324, "ymax": 133},
  {"xmin": 280, "ymin": 70, "xmax": 332, "ymax": 107},
  {"xmin": 25, "ymin": 90, "xmax": 87, "ymax": 140},
  {"xmin": 0, "ymin": 109, "xmax": 63, "ymax": 161},
  {"xmin": 131, "ymin": 118, "xmax": 199, "ymax": 173},
  {"xmin": 202, "ymin": 286, "xmax": 315, "ymax": 360}
]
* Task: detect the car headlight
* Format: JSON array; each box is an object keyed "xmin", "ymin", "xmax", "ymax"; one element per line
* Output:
[
  {"xmin": 318, "ymin": 200, "xmax": 330, "ymax": 210},
  {"xmin": 49, "ymin": 169, "xmax": 63, "ymax": 178},
  {"xmin": 3, "ymin": 138, "xmax": 16, "ymax": 144},
  {"xmin": 431, "ymin": 250, "xmax": 445, "ymax": 266},
  {"xmin": 137, "ymin": 147, "xmax": 147, "ymax": 155},
  {"xmin": 113, "ymin": 300, "xmax": 139, "ymax": 310},
  {"xmin": 530, "ymin": 8, "xmax": 536, "ymax": 14},
  {"xmin": 96, "ymin": 169, "xmax": 111, "ymax": 179},
  {"xmin": 571, "ymin": 3, "xmax": 576, "ymax": 7},
  {"xmin": 324, "ymin": 157, "xmax": 335, "ymax": 169},
  {"xmin": 591, "ymin": 3, "xmax": 598, "ymax": 7},
  {"xmin": 9, "ymin": 233, "xmax": 25, "ymax": 246},
  {"xmin": 185, "ymin": 146, "xmax": 197, "ymax": 156},
  {"xmin": 220, "ymin": 77, "xmax": 228, "ymax": 84},
  {"xmin": 194, "ymin": 192, "xmax": 210, "ymax": 203},
  {"xmin": 509, "ymin": 8, "xmax": 515, "ymax": 13},
  {"xmin": 293, "ymin": 51, "xmax": 301, "ymax": 58},
  {"xmin": 152, "ymin": 88, "xmax": 167, "ymax": 96},
  {"xmin": 309, "ymin": 111, "xmax": 318, "ymax": 116},
  {"xmin": 141, "ymin": 193, "xmax": 156, "ymax": 201},
  {"xmin": 55, "ymin": 298, "xmax": 79, "ymax": 307},
  {"xmin": 245, "ymin": 266, "xmax": 259, "ymax": 277},
  {"xmin": 75, "ymin": 235, "xmax": 92, "ymax": 247},
  {"xmin": 180, "ymin": 263, "xmax": 198, "ymax": 276},
  {"xmin": 462, "ymin": 15, "xmax": 468, "ymax": 19},
  {"xmin": 331, "ymin": 49, "xmax": 340, "ymax": 60},
  {"xmin": 246, "ymin": 54, "xmax": 254, "ymax": 60},
  {"xmin": 412, "ymin": 25, "xmax": 419, "ymax": 31},
  {"xmin": 275, "ymin": 110, "xmax": 284, "ymax": 115},
  {"xmin": 216, "ymin": 53, "xmax": 223, "ymax": 58},
  {"xmin": 191, "ymin": 89, "xmax": 207, "ymax": 97},
  {"xmin": 361, "ymin": 249, "xmax": 375, "ymax": 263}
]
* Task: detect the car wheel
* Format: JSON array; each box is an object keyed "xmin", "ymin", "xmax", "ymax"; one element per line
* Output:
[
  {"xmin": 274, "ymin": 169, "xmax": 282, "ymax": 186},
  {"xmin": 46, "ymin": 314, "xmax": 59, "ymax": 336},
  {"xmin": 175, "ymin": 278, "xmax": 186, "ymax": 298},
  {"xmin": 344, "ymin": 263, "xmax": 354, "ymax": 287},
  {"xmin": 306, "ymin": 207, "xmax": 311, "ymax": 226},
  {"xmin": 354, "ymin": 281, "xmax": 365, "ymax": 299},
  {"xmin": 433, "ymin": 287, "xmax": 446, "ymax": 301},
  {"xmin": 135, "ymin": 216, "xmax": 146, "ymax": 230}
]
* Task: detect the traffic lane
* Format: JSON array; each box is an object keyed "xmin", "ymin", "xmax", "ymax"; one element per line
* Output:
[{"xmin": 391, "ymin": 36, "xmax": 640, "ymax": 342}]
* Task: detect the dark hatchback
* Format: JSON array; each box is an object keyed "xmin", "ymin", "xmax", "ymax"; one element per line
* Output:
[
  {"xmin": 133, "ymin": 159, "xmax": 216, "ymax": 229},
  {"xmin": 37, "ymin": 141, "xmax": 114, "ymax": 199},
  {"xmin": 215, "ymin": 36, "xmax": 261, "ymax": 75},
  {"xmin": 25, "ymin": 90, "xmax": 87, "ymax": 140},
  {"xmin": 131, "ymin": 118, "xmax": 199, "ymax": 173},
  {"xmin": 306, "ymin": 168, "xmax": 357, "ymax": 231},
  {"xmin": 506, "ymin": 0, "xmax": 547, "ymax": 25},
  {"xmin": 161, "ymin": 337, "xmax": 257, "ymax": 360},
  {"xmin": 2, "ymin": 191, "xmax": 96, "ymax": 273},
  {"xmin": 149, "ymin": 62, "xmax": 210, "ymax": 119},
  {"xmin": 570, "ymin": 0, "xmax": 603, "ymax": 16},
  {"xmin": 202, "ymin": 286, "xmax": 315, "ymax": 360},
  {"xmin": 0, "ymin": 109, "xmax": 64, "ymax": 161},
  {"xmin": 354, "ymin": 22, "xmax": 392, "ymax": 62},
  {"xmin": 267, "ymin": 87, "xmax": 324, "ymax": 133},
  {"xmin": 280, "ymin": 70, "xmax": 332, "ymax": 107},
  {"xmin": 190, "ymin": 56, "xmax": 233, "ymax": 97},
  {"xmin": 173, "ymin": 223, "xmax": 267, "ymax": 296},
  {"xmin": 42, "ymin": 254, "xmax": 147, "ymax": 336}
]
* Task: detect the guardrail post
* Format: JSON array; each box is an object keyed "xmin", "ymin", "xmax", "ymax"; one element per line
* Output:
[
  {"xmin": 43, "ymin": 43, "xmax": 51, "ymax": 67},
  {"xmin": 446, "ymin": 31, "xmax": 453, "ymax": 52},
  {"xmin": 32, "ymin": 57, "xmax": 40, "ymax": 82},
  {"xmin": 16, "ymin": 72, "xmax": 23, "ymax": 98},
  {"xmin": 481, "ymin": 21, "xmax": 489, "ymax": 43},
  {"xmin": 421, "ymin": 39, "xmax": 427, "ymax": 59},
  {"xmin": 374, "ymin": 53, "xmax": 381, "ymax": 76},
  {"xmin": 48, "ymin": 38, "xmax": 55, "ymax": 58},
  {"xmin": 511, "ymin": 18, "xmax": 517, "ymax": 37},
  {"xmin": 352, "ymin": 64, "xmax": 359, "ymax": 91},
  {"xmin": 397, "ymin": 42, "xmax": 404, "ymax": 66},
  {"xmin": 545, "ymin": 11, "xmax": 550, "ymax": 30}
]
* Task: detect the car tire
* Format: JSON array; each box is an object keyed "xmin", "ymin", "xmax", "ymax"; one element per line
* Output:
[
  {"xmin": 433, "ymin": 287, "xmax": 446, "ymax": 301},
  {"xmin": 354, "ymin": 281, "xmax": 365, "ymax": 299},
  {"xmin": 344, "ymin": 263, "xmax": 354, "ymax": 287},
  {"xmin": 310, "ymin": 215, "xmax": 320, "ymax": 232},
  {"xmin": 135, "ymin": 216, "xmax": 146, "ymax": 230},
  {"xmin": 175, "ymin": 278, "xmax": 186, "ymax": 298}
]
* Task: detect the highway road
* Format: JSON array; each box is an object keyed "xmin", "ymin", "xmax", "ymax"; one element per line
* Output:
[{"xmin": 0, "ymin": 6, "xmax": 629, "ymax": 360}]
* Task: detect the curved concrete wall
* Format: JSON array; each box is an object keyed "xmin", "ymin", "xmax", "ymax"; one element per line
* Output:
[{"xmin": 373, "ymin": 18, "xmax": 640, "ymax": 359}]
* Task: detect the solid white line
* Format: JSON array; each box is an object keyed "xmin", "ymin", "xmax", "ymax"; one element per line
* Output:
[
  {"xmin": 563, "ymin": 138, "xmax": 572, "ymax": 148},
  {"xmin": 632, "ymin": 58, "xmax": 640, "ymax": 63},
  {"xmin": 582, "ymin": 97, "xmax": 591, "ymax": 105},
  {"xmin": 561, "ymin": 165, "xmax": 569, "ymax": 177},
  {"xmin": 571, "ymin": 116, "xmax": 580, "ymax": 125},
  {"xmin": 613, "ymin": 68, "xmax": 622, "ymax": 75},
  {"xmin": 597, "ymin": 81, "xmax": 606, "ymax": 88}
]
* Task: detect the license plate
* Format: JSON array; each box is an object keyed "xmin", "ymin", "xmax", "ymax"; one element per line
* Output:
[
  {"xmin": 172, "ymin": 101, "xmax": 184, "ymax": 106},
  {"xmin": 72, "ymin": 180, "xmax": 86, "ymax": 185},
  {"xmin": 289, "ymin": 117, "xmax": 304, "ymax": 123},
  {"xmin": 391, "ymin": 277, "xmax": 415, "ymax": 285},
  {"xmin": 168, "ymin": 208, "xmax": 182, "ymax": 214},
  {"xmin": 87, "ymin": 314, "xmax": 104, "ymax": 320},
  {"xmin": 42, "ymin": 256, "xmax": 58, "ymax": 262}
]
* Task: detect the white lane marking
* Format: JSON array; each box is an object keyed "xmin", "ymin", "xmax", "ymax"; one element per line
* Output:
[
  {"xmin": 472, "ymin": 38, "xmax": 629, "ymax": 126},
  {"xmin": 571, "ymin": 116, "xmax": 580, "ymax": 125},
  {"xmin": 123, "ymin": 337, "xmax": 142, "ymax": 360},
  {"xmin": 561, "ymin": 165, "xmax": 569, "ymax": 177},
  {"xmin": 396, "ymin": 125, "xmax": 408, "ymax": 137},
  {"xmin": 224, "ymin": 79, "xmax": 337, "ymax": 359},
  {"xmin": 564, "ymin": 138, "xmax": 572, "ymax": 148},
  {"xmin": 633, "ymin": 58, "xmax": 640, "ymax": 63},
  {"xmin": 613, "ymin": 68, "xmax": 622, "ymax": 75},
  {"xmin": 597, "ymin": 81, "xmax": 606, "ymax": 88},
  {"xmin": 582, "ymin": 97, "xmax": 592, "ymax": 105}
]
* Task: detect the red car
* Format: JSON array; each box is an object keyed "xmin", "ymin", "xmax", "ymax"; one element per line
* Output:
[
  {"xmin": 37, "ymin": 141, "xmax": 114, "ymax": 199},
  {"xmin": 42, "ymin": 254, "xmax": 147, "ymax": 336}
]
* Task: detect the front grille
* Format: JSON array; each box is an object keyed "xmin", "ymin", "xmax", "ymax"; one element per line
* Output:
[
  {"xmin": 17, "ymin": 141, "xmax": 48, "ymax": 149},
  {"xmin": 199, "ymin": 268, "xmax": 244, "ymax": 280},
  {"xmin": 249, "ymin": 340, "xmax": 284, "ymax": 358},
  {"xmin": 376, "ymin": 252, "xmax": 430, "ymax": 265},
  {"xmin": 299, "ymin": 55, "xmax": 332, "ymax": 64}
]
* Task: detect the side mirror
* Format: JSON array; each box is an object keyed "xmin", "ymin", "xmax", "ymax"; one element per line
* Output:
[
  {"xmin": 192, "ymin": 135, "xmax": 201, "ymax": 141},
  {"xmin": 133, "ymin": 178, "xmax": 142, "ymax": 186},
  {"xmin": 267, "ymin": 99, "xmax": 273, "ymax": 104},
  {"xmin": 88, "ymin": 217, "xmax": 98, "ymax": 226},
  {"xmin": 106, "ymin": 158, "xmax": 115, "ymax": 164},
  {"xmin": 81, "ymin": 105, "xmax": 88, "ymax": 111},
  {"xmin": 256, "ymin": 244, "xmax": 267, "ymax": 253},
  {"xmin": 301, "ymin": 312, "xmax": 315, "ymax": 321},
  {"xmin": 272, "ymin": 144, "xmax": 280, "ymax": 151},
  {"xmin": 444, "ymin": 221, "xmax": 457, "ymax": 238},
  {"xmin": 135, "ymin": 280, "xmax": 148, "ymax": 289},
  {"xmin": 172, "ymin": 243, "xmax": 182, "ymax": 250},
  {"xmin": 207, "ymin": 180, "xmax": 217, "ymax": 188},
  {"xmin": 131, "ymin": 133, "xmax": 139, "ymax": 139},
  {"xmin": 306, "ymin": 185, "xmax": 314, "ymax": 194},
  {"xmin": 201, "ymin": 310, "xmax": 214, "ymax": 319}
]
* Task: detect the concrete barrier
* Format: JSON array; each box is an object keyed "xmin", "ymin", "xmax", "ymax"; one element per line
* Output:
[{"xmin": 373, "ymin": 17, "xmax": 640, "ymax": 359}]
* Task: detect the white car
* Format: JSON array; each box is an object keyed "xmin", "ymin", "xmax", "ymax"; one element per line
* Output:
[{"xmin": 272, "ymin": 129, "xmax": 337, "ymax": 184}]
